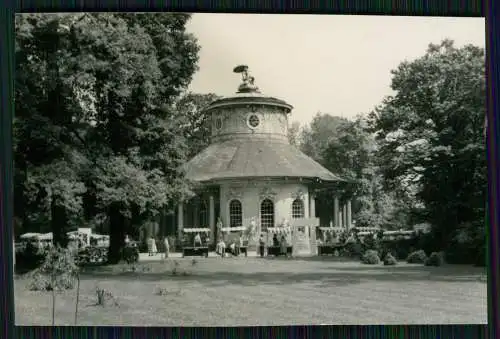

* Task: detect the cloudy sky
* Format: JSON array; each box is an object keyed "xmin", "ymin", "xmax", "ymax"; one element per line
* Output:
[{"xmin": 186, "ymin": 14, "xmax": 485, "ymax": 126}]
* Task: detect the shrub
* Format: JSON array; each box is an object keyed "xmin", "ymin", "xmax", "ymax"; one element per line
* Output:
[
  {"xmin": 425, "ymin": 252, "xmax": 444, "ymax": 267},
  {"xmin": 155, "ymin": 286, "xmax": 182, "ymax": 296},
  {"xmin": 29, "ymin": 247, "xmax": 79, "ymax": 291},
  {"xmin": 122, "ymin": 245, "xmax": 139, "ymax": 264},
  {"xmin": 95, "ymin": 287, "xmax": 119, "ymax": 307},
  {"xmin": 345, "ymin": 242, "xmax": 363, "ymax": 258},
  {"xmin": 383, "ymin": 253, "xmax": 397, "ymax": 266},
  {"xmin": 361, "ymin": 250, "xmax": 380, "ymax": 265},
  {"xmin": 406, "ymin": 250, "xmax": 427, "ymax": 264}
]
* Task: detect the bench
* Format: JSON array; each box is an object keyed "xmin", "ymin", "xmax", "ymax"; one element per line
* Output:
[
  {"xmin": 267, "ymin": 246, "xmax": 293, "ymax": 256},
  {"xmin": 182, "ymin": 246, "xmax": 209, "ymax": 258}
]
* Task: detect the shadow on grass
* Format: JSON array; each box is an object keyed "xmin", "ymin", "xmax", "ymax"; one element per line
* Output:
[{"xmin": 77, "ymin": 260, "xmax": 486, "ymax": 287}]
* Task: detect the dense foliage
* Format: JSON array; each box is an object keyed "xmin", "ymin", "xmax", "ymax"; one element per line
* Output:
[
  {"xmin": 294, "ymin": 40, "xmax": 485, "ymax": 263},
  {"xmin": 14, "ymin": 13, "xmax": 215, "ymax": 263}
]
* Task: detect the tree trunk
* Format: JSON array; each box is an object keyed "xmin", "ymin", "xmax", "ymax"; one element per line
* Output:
[
  {"xmin": 51, "ymin": 196, "xmax": 68, "ymax": 248},
  {"xmin": 108, "ymin": 203, "xmax": 125, "ymax": 264}
]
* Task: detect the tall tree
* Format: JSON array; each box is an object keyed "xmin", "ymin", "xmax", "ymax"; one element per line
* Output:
[
  {"xmin": 173, "ymin": 92, "xmax": 221, "ymax": 158},
  {"xmin": 368, "ymin": 39, "xmax": 486, "ymax": 248},
  {"xmin": 15, "ymin": 13, "xmax": 202, "ymax": 261},
  {"xmin": 287, "ymin": 121, "xmax": 301, "ymax": 146},
  {"xmin": 300, "ymin": 113, "xmax": 349, "ymax": 162}
]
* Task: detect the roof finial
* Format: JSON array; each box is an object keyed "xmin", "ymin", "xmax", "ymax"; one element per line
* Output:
[{"xmin": 233, "ymin": 65, "xmax": 260, "ymax": 93}]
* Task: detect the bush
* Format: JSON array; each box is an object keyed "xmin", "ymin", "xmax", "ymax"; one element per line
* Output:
[
  {"xmin": 95, "ymin": 287, "xmax": 119, "ymax": 307},
  {"xmin": 425, "ymin": 252, "xmax": 444, "ymax": 267},
  {"xmin": 75, "ymin": 246, "xmax": 109, "ymax": 266},
  {"xmin": 361, "ymin": 250, "xmax": 381, "ymax": 265},
  {"xmin": 345, "ymin": 242, "xmax": 364, "ymax": 258},
  {"xmin": 383, "ymin": 253, "xmax": 397, "ymax": 266},
  {"xmin": 29, "ymin": 247, "xmax": 79, "ymax": 291},
  {"xmin": 406, "ymin": 250, "xmax": 427, "ymax": 264},
  {"xmin": 122, "ymin": 245, "xmax": 139, "ymax": 264}
]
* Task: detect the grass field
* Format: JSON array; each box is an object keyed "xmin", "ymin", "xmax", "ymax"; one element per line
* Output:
[{"xmin": 15, "ymin": 256, "xmax": 487, "ymax": 326}]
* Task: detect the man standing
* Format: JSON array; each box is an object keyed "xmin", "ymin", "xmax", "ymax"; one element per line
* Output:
[
  {"xmin": 258, "ymin": 234, "xmax": 265, "ymax": 257},
  {"xmin": 163, "ymin": 237, "xmax": 170, "ymax": 259}
]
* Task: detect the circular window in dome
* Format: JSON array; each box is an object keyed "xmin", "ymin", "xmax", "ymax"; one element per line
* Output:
[
  {"xmin": 215, "ymin": 117, "xmax": 223, "ymax": 130},
  {"xmin": 247, "ymin": 114, "xmax": 260, "ymax": 129}
]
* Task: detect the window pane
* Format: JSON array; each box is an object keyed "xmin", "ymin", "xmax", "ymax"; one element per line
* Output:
[
  {"xmin": 292, "ymin": 199, "xmax": 304, "ymax": 219},
  {"xmin": 260, "ymin": 199, "xmax": 274, "ymax": 231}
]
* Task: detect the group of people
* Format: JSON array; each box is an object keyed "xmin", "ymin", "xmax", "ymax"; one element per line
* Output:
[
  {"xmin": 216, "ymin": 232, "xmax": 245, "ymax": 257},
  {"xmin": 188, "ymin": 232, "xmax": 210, "ymax": 247},
  {"xmin": 255, "ymin": 233, "xmax": 289, "ymax": 257},
  {"xmin": 145, "ymin": 235, "xmax": 170, "ymax": 258}
]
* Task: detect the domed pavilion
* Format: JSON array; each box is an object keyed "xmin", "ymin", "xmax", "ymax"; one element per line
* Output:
[{"xmin": 176, "ymin": 66, "xmax": 353, "ymax": 247}]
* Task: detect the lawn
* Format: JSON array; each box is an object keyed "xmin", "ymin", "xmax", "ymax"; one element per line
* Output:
[{"xmin": 15, "ymin": 256, "xmax": 487, "ymax": 326}]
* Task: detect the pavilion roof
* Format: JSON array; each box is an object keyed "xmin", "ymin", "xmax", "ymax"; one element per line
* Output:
[{"xmin": 181, "ymin": 138, "xmax": 345, "ymax": 184}]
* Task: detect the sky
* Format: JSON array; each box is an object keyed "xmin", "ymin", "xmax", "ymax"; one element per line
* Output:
[{"xmin": 185, "ymin": 14, "xmax": 485, "ymax": 126}]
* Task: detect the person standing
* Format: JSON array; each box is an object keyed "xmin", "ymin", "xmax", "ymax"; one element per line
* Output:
[
  {"xmin": 216, "ymin": 217, "xmax": 223, "ymax": 237},
  {"xmin": 194, "ymin": 233, "xmax": 202, "ymax": 247},
  {"xmin": 272, "ymin": 233, "xmax": 279, "ymax": 247},
  {"xmin": 151, "ymin": 236, "xmax": 158, "ymax": 256},
  {"xmin": 163, "ymin": 237, "xmax": 170, "ymax": 259},
  {"xmin": 258, "ymin": 234, "xmax": 265, "ymax": 258},
  {"xmin": 217, "ymin": 238, "xmax": 226, "ymax": 257},
  {"xmin": 147, "ymin": 236, "xmax": 153, "ymax": 256},
  {"xmin": 280, "ymin": 235, "xmax": 287, "ymax": 257}
]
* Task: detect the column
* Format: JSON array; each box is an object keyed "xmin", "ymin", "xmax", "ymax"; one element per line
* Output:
[
  {"xmin": 177, "ymin": 202, "xmax": 184, "ymax": 239},
  {"xmin": 339, "ymin": 211, "xmax": 343, "ymax": 228},
  {"xmin": 309, "ymin": 193, "xmax": 316, "ymax": 218},
  {"xmin": 193, "ymin": 198, "xmax": 200, "ymax": 228},
  {"xmin": 346, "ymin": 200, "xmax": 352, "ymax": 230},
  {"xmin": 342, "ymin": 204, "xmax": 347, "ymax": 230},
  {"xmin": 209, "ymin": 195, "xmax": 215, "ymax": 244},
  {"xmin": 333, "ymin": 196, "xmax": 339, "ymax": 227}
]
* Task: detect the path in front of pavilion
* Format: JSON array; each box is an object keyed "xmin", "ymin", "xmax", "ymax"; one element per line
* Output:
[{"xmin": 138, "ymin": 251, "xmax": 260, "ymax": 261}]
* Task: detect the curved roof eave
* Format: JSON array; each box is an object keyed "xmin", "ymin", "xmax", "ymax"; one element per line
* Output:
[{"xmin": 180, "ymin": 139, "xmax": 345, "ymax": 185}]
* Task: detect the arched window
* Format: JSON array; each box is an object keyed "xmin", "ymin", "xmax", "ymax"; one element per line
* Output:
[
  {"xmin": 291, "ymin": 198, "xmax": 305, "ymax": 219},
  {"xmin": 229, "ymin": 200, "xmax": 243, "ymax": 228},
  {"xmin": 260, "ymin": 199, "xmax": 274, "ymax": 231},
  {"xmin": 199, "ymin": 200, "xmax": 208, "ymax": 227}
]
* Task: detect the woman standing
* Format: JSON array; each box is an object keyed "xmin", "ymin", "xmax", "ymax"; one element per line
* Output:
[
  {"xmin": 163, "ymin": 237, "xmax": 170, "ymax": 259},
  {"xmin": 258, "ymin": 234, "xmax": 265, "ymax": 257},
  {"xmin": 147, "ymin": 236, "xmax": 153, "ymax": 256},
  {"xmin": 280, "ymin": 235, "xmax": 287, "ymax": 257}
]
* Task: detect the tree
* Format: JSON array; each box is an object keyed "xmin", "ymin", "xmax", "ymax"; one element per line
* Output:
[
  {"xmin": 300, "ymin": 113, "xmax": 349, "ymax": 162},
  {"xmin": 287, "ymin": 121, "xmax": 301, "ymax": 146},
  {"xmin": 173, "ymin": 92, "xmax": 221, "ymax": 158},
  {"xmin": 14, "ymin": 13, "xmax": 202, "ymax": 262},
  {"xmin": 15, "ymin": 14, "xmax": 93, "ymax": 245},
  {"xmin": 368, "ymin": 39, "xmax": 486, "ymax": 248}
]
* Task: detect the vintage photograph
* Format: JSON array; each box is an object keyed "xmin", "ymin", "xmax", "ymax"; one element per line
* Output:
[{"xmin": 13, "ymin": 13, "xmax": 486, "ymax": 325}]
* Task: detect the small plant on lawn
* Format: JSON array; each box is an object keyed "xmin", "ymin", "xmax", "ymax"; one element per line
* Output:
[
  {"xmin": 95, "ymin": 286, "xmax": 119, "ymax": 307},
  {"xmin": 383, "ymin": 253, "xmax": 397, "ymax": 266},
  {"xmin": 361, "ymin": 250, "xmax": 380, "ymax": 265},
  {"xmin": 425, "ymin": 252, "xmax": 445, "ymax": 267},
  {"xmin": 170, "ymin": 260, "xmax": 181, "ymax": 275},
  {"xmin": 28, "ymin": 246, "xmax": 79, "ymax": 326},
  {"xmin": 169, "ymin": 259, "xmax": 198, "ymax": 276},
  {"xmin": 155, "ymin": 286, "xmax": 182, "ymax": 296},
  {"xmin": 406, "ymin": 250, "xmax": 427, "ymax": 264}
]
